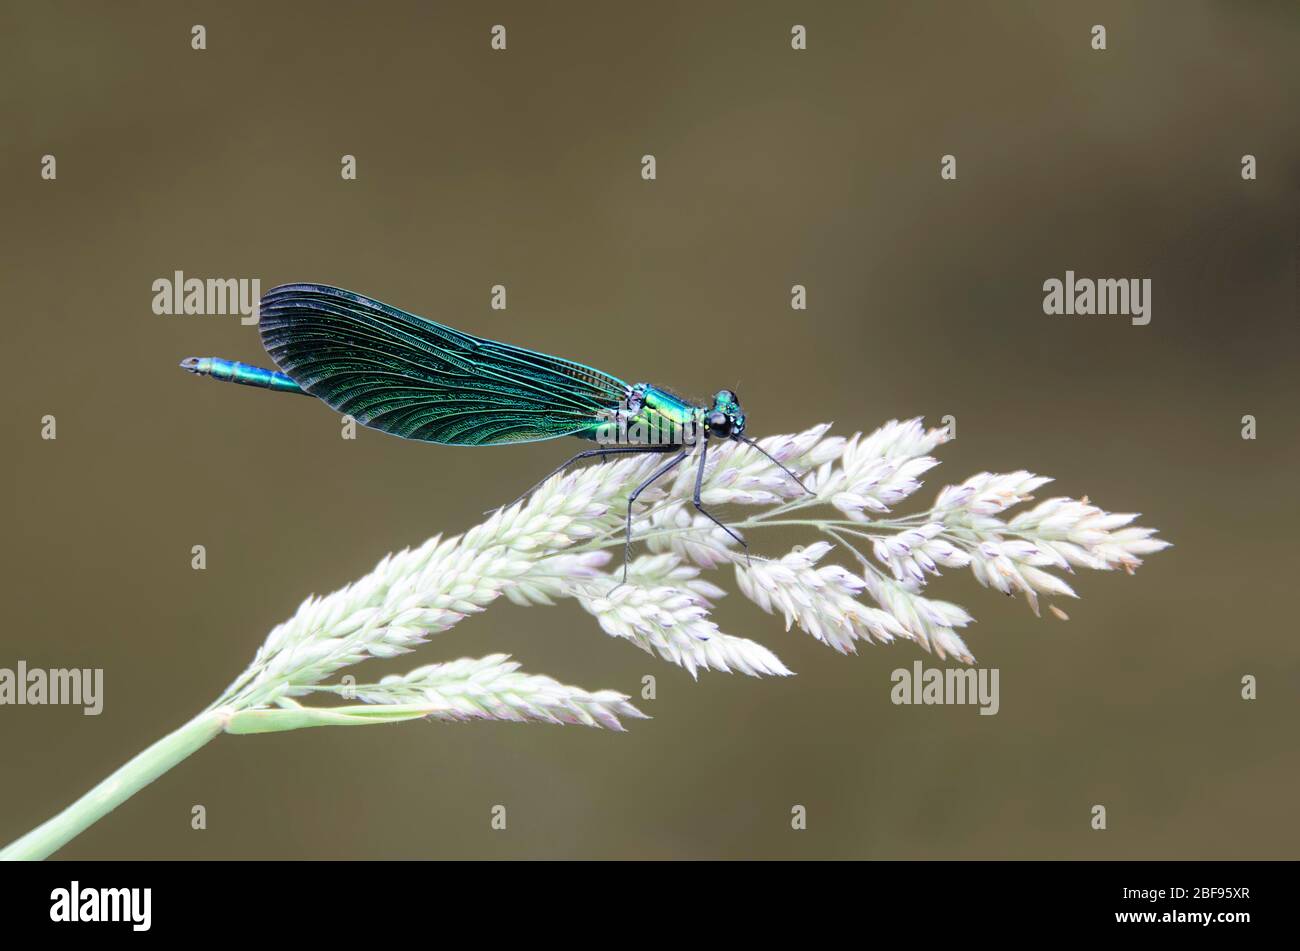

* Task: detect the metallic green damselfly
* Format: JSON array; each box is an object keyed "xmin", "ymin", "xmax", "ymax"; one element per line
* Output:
[{"xmin": 181, "ymin": 284, "xmax": 808, "ymax": 577}]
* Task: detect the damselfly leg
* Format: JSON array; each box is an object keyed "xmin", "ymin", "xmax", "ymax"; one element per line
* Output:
[
  {"xmin": 489, "ymin": 443, "xmax": 678, "ymax": 515},
  {"xmin": 623, "ymin": 446, "xmax": 689, "ymax": 582},
  {"xmin": 692, "ymin": 435, "xmax": 750, "ymax": 564},
  {"xmin": 733, "ymin": 434, "xmax": 815, "ymax": 496}
]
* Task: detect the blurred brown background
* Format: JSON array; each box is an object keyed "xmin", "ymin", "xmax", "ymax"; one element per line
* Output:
[{"xmin": 3, "ymin": 1, "xmax": 1297, "ymax": 859}]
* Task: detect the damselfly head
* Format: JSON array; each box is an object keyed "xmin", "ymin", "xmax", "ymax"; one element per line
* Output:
[
  {"xmin": 707, "ymin": 389, "xmax": 745, "ymax": 438},
  {"xmin": 715, "ymin": 389, "xmax": 813, "ymax": 497}
]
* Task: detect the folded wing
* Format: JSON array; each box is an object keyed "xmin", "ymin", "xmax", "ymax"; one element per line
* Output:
[{"xmin": 259, "ymin": 284, "xmax": 628, "ymax": 446}]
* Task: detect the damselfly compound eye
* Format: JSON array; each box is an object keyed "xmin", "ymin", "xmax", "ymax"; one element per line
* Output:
[{"xmin": 708, "ymin": 411, "xmax": 732, "ymax": 437}]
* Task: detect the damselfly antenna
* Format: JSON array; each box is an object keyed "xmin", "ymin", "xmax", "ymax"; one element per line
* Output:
[{"xmin": 733, "ymin": 434, "xmax": 815, "ymax": 496}]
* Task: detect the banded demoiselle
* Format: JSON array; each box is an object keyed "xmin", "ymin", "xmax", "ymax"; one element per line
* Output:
[{"xmin": 181, "ymin": 284, "xmax": 809, "ymax": 578}]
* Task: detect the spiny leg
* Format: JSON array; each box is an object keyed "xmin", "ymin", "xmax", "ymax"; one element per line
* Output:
[
  {"xmin": 489, "ymin": 444, "xmax": 677, "ymax": 515},
  {"xmin": 692, "ymin": 435, "xmax": 751, "ymax": 565},
  {"xmin": 733, "ymin": 434, "xmax": 815, "ymax": 496},
  {"xmin": 623, "ymin": 446, "xmax": 688, "ymax": 582}
]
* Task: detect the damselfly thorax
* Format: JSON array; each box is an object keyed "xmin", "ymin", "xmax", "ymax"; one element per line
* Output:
[{"xmin": 592, "ymin": 384, "xmax": 725, "ymax": 448}]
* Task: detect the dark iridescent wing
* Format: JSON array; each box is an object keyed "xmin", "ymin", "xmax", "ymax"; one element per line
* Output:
[{"xmin": 258, "ymin": 284, "xmax": 629, "ymax": 446}]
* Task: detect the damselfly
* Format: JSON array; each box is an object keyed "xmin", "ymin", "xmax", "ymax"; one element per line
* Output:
[{"xmin": 181, "ymin": 284, "xmax": 809, "ymax": 577}]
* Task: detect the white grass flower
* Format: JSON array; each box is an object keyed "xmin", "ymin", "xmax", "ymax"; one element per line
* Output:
[
  {"xmin": 1006, "ymin": 497, "xmax": 1168, "ymax": 572},
  {"xmin": 688, "ymin": 423, "xmax": 840, "ymax": 506},
  {"xmin": 858, "ymin": 571, "xmax": 976, "ymax": 663},
  {"xmin": 870, "ymin": 521, "xmax": 970, "ymax": 584},
  {"xmin": 623, "ymin": 552, "xmax": 729, "ymax": 601},
  {"xmin": 935, "ymin": 470, "xmax": 1054, "ymax": 518},
  {"xmin": 642, "ymin": 502, "xmax": 740, "ymax": 569},
  {"xmin": 576, "ymin": 577, "xmax": 791, "ymax": 678},
  {"xmin": 819, "ymin": 419, "xmax": 949, "ymax": 511},
  {"xmin": 1, "ymin": 415, "xmax": 1169, "ymax": 859},
  {"xmin": 347, "ymin": 654, "xmax": 647, "ymax": 730},
  {"xmin": 736, "ymin": 542, "xmax": 911, "ymax": 654},
  {"xmin": 225, "ymin": 455, "xmax": 664, "ymax": 708}
]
